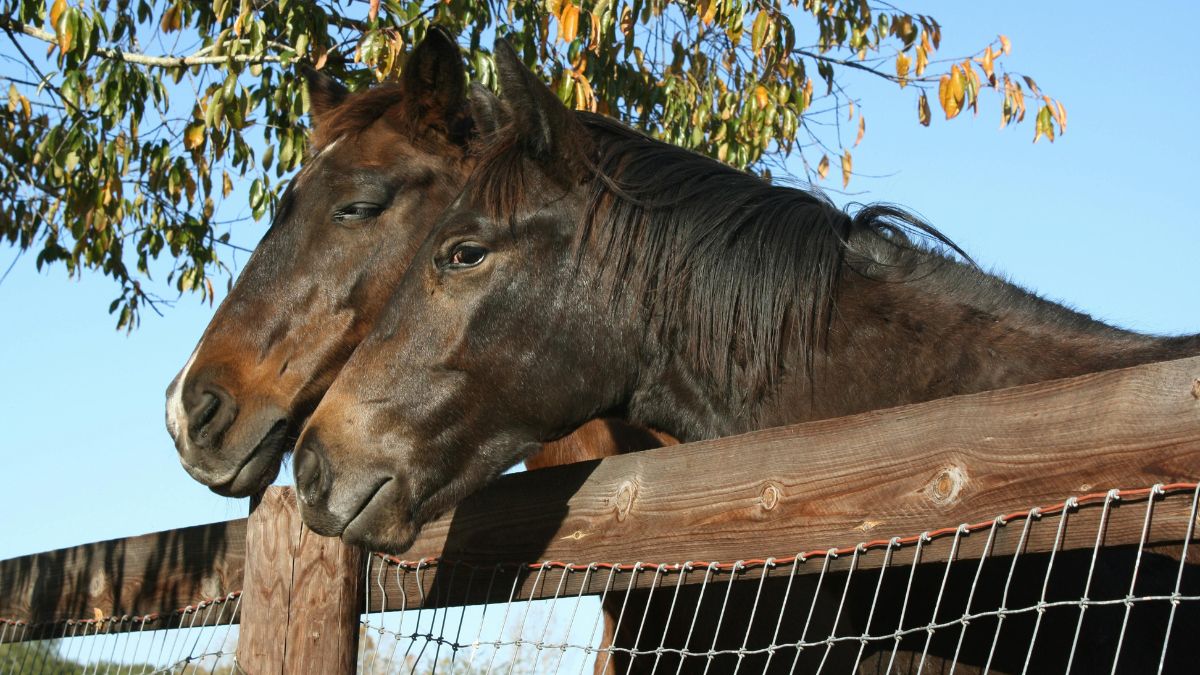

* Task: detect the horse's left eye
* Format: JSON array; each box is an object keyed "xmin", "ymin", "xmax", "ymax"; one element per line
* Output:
[
  {"xmin": 333, "ymin": 202, "xmax": 383, "ymax": 223},
  {"xmin": 448, "ymin": 243, "xmax": 488, "ymax": 268}
]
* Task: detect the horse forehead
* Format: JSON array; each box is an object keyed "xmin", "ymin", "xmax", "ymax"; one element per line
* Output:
[{"xmin": 305, "ymin": 128, "xmax": 449, "ymax": 182}]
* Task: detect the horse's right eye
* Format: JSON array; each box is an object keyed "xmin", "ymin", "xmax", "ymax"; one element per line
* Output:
[{"xmin": 447, "ymin": 243, "xmax": 488, "ymax": 268}]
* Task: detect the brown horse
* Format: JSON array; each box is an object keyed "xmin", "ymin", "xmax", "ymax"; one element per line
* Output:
[
  {"xmin": 294, "ymin": 40, "xmax": 1199, "ymax": 672},
  {"xmin": 164, "ymin": 29, "xmax": 661, "ymax": 499}
]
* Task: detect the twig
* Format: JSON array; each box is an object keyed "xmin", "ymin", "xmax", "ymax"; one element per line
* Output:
[{"xmin": 2, "ymin": 18, "xmax": 284, "ymax": 68}]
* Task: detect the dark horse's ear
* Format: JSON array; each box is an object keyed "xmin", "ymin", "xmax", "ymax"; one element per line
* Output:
[
  {"xmin": 399, "ymin": 26, "xmax": 468, "ymax": 138},
  {"xmin": 467, "ymin": 83, "xmax": 508, "ymax": 138},
  {"xmin": 492, "ymin": 39, "xmax": 588, "ymax": 168},
  {"xmin": 300, "ymin": 64, "xmax": 348, "ymax": 127}
]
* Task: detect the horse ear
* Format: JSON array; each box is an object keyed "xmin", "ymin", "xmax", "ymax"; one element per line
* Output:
[
  {"xmin": 492, "ymin": 39, "xmax": 586, "ymax": 165},
  {"xmin": 468, "ymin": 83, "xmax": 508, "ymax": 138},
  {"xmin": 300, "ymin": 64, "xmax": 348, "ymax": 127},
  {"xmin": 400, "ymin": 26, "xmax": 467, "ymax": 133}
]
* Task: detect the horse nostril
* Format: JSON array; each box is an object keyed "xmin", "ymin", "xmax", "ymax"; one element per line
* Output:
[
  {"xmin": 185, "ymin": 385, "xmax": 236, "ymax": 450},
  {"xmin": 295, "ymin": 438, "xmax": 332, "ymax": 507}
]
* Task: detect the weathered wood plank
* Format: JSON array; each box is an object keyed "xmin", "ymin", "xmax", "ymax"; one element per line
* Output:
[
  {"xmin": 0, "ymin": 519, "xmax": 245, "ymax": 641},
  {"xmin": 237, "ymin": 487, "xmax": 364, "ymax": 675},
  {"xmin": 371, "ymin": 355, "xmax": 1200, "ymax": 608}
]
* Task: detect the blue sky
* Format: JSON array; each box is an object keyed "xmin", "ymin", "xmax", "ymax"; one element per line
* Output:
[{"xmin": 2, "ymin": 2, "xmax": 1198, "ymax": 561}]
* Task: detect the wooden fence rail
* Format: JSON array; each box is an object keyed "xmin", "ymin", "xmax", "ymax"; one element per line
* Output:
[{"xmin": 2, "ymin": 355, "xmax": 1199, "ymax": 671}]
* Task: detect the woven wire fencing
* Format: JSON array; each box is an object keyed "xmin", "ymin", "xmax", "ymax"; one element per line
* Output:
[
  {"xmin": 358, "ymin": 483, "xmax": 1199, "ymax": 674},
  {"xmin": 0, "ymin": 591, "xmax": 240, "ymax": 674}
]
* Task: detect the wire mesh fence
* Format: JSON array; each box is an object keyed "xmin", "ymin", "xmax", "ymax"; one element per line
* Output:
[
  {"xmin": 0, "ymin": 592, "xmax": 241, "ymax": 674},
  {"xmin": 358, "ymin": 483, "xmax": 1200, "ymax": 674},
  {"xmin": 3, "ymin": 483, "xmax": 1196, "ymax": 673}
]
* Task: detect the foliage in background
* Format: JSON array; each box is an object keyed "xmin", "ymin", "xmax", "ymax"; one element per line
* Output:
[{"xmin": 0, "ymin": 0, "xmax": 1066, "ymax": 328}]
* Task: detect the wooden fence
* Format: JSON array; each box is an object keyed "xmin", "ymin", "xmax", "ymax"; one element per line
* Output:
[{"xmin": 2, "ymin": 355, "xmax": 1199, "ymax": 673}]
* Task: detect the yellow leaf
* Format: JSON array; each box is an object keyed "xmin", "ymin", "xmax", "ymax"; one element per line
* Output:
[
  {"xmin": 841, "ymin": 150, "xmax": 852, "ymax": 188},
  {"xmin": 999, "ymin": 34, "xmax": 1011, "ymax": 55},
  {"xmin": 1055, "ymin": 100, "xmax": 1068, "ymax": 134},
  {"xmin": 854, "ymin": 115, "xmax": 865, "ymax": 147},
  {"xmin": 895, "ymin": 51, "xmax": 910, "ymax": 88},
  {"xmin": 977, "ymin": 45, "xmax": 995, "ymax": 85},
  {"xmin": 915, "ymin": 44, "xmax": 928, "ymax": 77},
  {"xmin": 754, "ymin": 84, "xmax": 769, "ymax": 108},
  {"xmin": 847, "ymin": 100, "xmax": 854, "ymax": 121},
  {"xmin": 55, "ymin": 7, "xmax": 73, "ymax": 53},
  {"xmin": 699, "ymin": 0, "xmax": 717, "ymax": 25},
  {"xmin": 559, "ymin": 3, "xmax": 580, "ymax": 43},
  {"xmin": 368, "ymin": 0, "xmax": 380, "ymax": 22},
  {"xmin": 816, "ymin": 154, "xmax": 829, "ymax": 180},
  {"xmin": 93, "ymin": 608, "xmax": 104, "ymax": 622},
  {"xmin": 160, "ymin": 4, "xmax": 182, "ymax": 33},
  {"xmin": 917, "ymin": 92, "xmax": 930, "ymax": 127},
  {"xmin": 49, "ymin": 0, "xmax": 66, "ymax": 28},
  {"xmin": 939, "ymin": 65, "xmax": 964, "ymax": 119},
  {"xmin": 184, "ymin": 123, "xmax": 205, "ymax": 150}
]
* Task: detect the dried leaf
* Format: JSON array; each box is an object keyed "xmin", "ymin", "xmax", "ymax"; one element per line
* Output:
[
  {"xmin": 559, "ymin": 3, "xmax": 580, "ymax": 43},
  {"xmin": 841, "ymin": 149, "xmax": 852, "ymax": 188},
  {"xmin": 160, "ymin": 4, "xmax": 182, "ymax": 33},
  {"xmin": 917, "ymin": 91, "xmax": 930, "ymax": 126},
  {"xmin": 368, "ymin": 0, "xmax": 380, "ymax": 22},
  {"xmin": 816, "ymin": 154, "xmax": 829, "ymax": 180},
  {"xmin": 999, "ymin": 34, "xmax": 1012, "ymax": 55},
  {"xmin": 854, "ymin": 115, "xmax": 865, "ymax": 146},
  {"xmin": 895, "ymin": 51, "xmax": 910, "ymax": 88}
]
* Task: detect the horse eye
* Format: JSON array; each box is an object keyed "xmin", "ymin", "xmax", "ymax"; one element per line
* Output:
[
  {"xmin": 332, "ymin": 202, "xmax": 383, "ymax": 223},
  {"xmin": 448, "ymin": 243, "xmax": 487, "ymax": 268}
]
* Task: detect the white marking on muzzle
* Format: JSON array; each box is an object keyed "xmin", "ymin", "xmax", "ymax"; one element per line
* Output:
[{"xmin": 166, "ymin": 343, "xmax": 202, "ymax": 441}]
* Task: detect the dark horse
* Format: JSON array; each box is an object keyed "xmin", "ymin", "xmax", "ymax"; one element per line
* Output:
[
  {"xmin": 295, "ymin": 40, "xmax": 1199, "ymax": 672},
  {"xmin": 165, "ymin": 29, "xmax": 663, "ymax": 499}
]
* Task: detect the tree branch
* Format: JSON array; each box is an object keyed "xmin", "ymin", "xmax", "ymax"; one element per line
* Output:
[{"xmin": 1, "ymin": 18, "xmax": 284, "ymax": 67}]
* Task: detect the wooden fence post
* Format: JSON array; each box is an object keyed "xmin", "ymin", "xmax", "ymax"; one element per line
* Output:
[{"xmin": 238, "ymin": 486, "xmax": 364, "ymax": 674}]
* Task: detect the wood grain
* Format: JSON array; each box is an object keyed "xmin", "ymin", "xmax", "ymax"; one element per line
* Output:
[
  {"xmin": 370, "ymin": 354, "xmax": 1200, "ymax": 608},
  {"xmin": 237, "ymin": 487, "xmax": 363, "ymax": 675}
]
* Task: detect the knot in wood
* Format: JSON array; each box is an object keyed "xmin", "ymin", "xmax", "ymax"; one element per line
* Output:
[
  {"xmin": 614, "ymin": 481, "xmax": 637, "ymax": 522},
  {"xmin": 759, "ymin": 482, "xmax": 783, "ymax": 511},
  {"xmin": 88, "ymin": 570, "xmax": 109, "ymax": 599},
  {"xmin": 924, "ymin": 465, "xmax": 967, "ymax": 507},
  {"xmin": 1191, "ymin": 377, "xmax": 1200, "ymax": 400}
]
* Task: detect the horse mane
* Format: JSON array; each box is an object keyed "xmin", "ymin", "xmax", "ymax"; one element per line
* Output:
[{"xmin": 470, "ymin": 112, "xmax": 967, "ymax": 401}]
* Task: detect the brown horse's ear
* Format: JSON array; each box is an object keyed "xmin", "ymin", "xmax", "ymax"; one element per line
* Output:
[
  {"xmin": 468, "ymin": 83, "xmax": 508, "ymax": 138},
  {"xmin": 492, "ymin": 39, "xmax": 588, "ymax": 169},
  {"xmin": 400, "ymin": 26, "xmax": 468, "ymax": 135},
  {"xmin": 300, "ymin": 64, "xmax": 348, "ymax": 127}
]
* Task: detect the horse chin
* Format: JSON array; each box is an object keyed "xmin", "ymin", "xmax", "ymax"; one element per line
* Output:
[
  {"xmin": 203, "ymin": 418, "xmax": 290, "ymax": 497},
  {"xmin": 339, "ymin": 479, "xmax": 423, "ymax": 554}
]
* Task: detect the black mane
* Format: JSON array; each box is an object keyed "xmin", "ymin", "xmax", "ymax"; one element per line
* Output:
[{"xmin": 472, "ymin": 112, "xmax": 967, "ymax": 399}]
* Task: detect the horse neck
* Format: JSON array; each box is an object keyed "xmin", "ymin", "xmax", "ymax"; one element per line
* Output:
[
  {"xmin": 771, "ymin": 248, "xmax": 1200, "ymax": 425},
  {"xmin": 628, "ymin": 239, "xmax": 1200, "ymax": 442}
]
